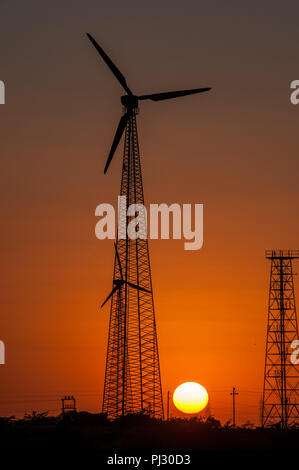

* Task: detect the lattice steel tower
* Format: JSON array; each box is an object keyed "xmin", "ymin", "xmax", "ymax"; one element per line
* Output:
[
  {"xmin": 262, "ymin": 250, "xmax": 299, "ymax": 428},
  {"xmin": 86, "ymin": 33, "xmax": 211, "ymax": 420},
  {"xmin": 102, "ymin": 111, "xmax": 164, "ymax": 420}
]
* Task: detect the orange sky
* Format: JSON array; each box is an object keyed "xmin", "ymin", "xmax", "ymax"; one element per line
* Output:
[{"xmin": 1, "ymin": 1, "xmax": 299, "ymax": 425}]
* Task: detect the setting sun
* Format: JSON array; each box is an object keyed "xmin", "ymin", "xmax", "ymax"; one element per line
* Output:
[{"xmin": 173, "ymin": 382, "xmax": 209, "ymax": 414}]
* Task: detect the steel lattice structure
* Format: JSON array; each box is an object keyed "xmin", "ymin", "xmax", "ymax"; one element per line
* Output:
[
  {"xmin": 102, "ymin": 110, "xmax": 164, "ymax": 419},
  {"xmin": 262, "ymin": 250, "xmax": 299, "ymax": 428}
]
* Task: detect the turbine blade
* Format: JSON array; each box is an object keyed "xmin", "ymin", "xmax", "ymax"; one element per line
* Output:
[
  {"xmin": 114, "ymin": 243, "xmax": 123, "ymax": 280},
  {"xmin": 138, "ymin": 88, "xmax": 211, "ymax": 102},
  {"xmin": 127, "ymin": 281, "xmax": 151, "ymax": 294},
  {"xmin": 104, "ymin": 113, "xmax": 129, "ymax": 174},
  {"xmin": 101, "ymin": 285, "xmax": 119, "ymax": 308},
  {"xmin": 86, "ymin": 33, "xmax": 132, "ymax": 96}
]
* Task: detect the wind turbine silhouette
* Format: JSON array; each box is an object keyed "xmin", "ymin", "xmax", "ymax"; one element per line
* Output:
[
  {"xmin": 86, "ymin": 33, "xmax": 211, "ymax": 173},
  {"xmin": 87, "ymin": 33, "xmax": 211, "ymax": 419},
  {"xmin": 101, "ymin": 243, "xmax": 151, "ymax": 308}
]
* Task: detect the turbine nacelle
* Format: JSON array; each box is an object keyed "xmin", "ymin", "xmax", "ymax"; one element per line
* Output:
[
  {"xmin": 121, "ymin": 95, "xmax": 138, "ymax": 109},
  {"xmin": 113, "ymin": 279, "xmax": 125, "ymax": 287}
]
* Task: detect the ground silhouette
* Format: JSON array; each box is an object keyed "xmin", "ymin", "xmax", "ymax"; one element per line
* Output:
[{"xmin": 0, "ymin": 412, "xmax": 298, "ymax": 454}]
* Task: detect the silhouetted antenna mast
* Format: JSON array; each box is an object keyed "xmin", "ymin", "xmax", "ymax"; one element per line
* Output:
[
  {"xmin": 86, "ymin": 32, "xmax": 210, "ymax": 420},
  {"xmin": 262, "ymin": 250, "xmax": 299, "ymax": 428},
  {"xmin": 166, "ymin": 391, "xmax": 170, "ymax": 420},
  {"xmin": 230, "ymin": 387, "xmax": 238, "ymax": 426}
]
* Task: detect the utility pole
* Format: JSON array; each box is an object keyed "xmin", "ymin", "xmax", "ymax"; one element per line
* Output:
[
  {"xmin": 167, "ymin": 391, "xmax": 170, "ymax": 420},
  {"xmin": 230, "ymin": 387, "xmax": 238, "ymax": 426}
]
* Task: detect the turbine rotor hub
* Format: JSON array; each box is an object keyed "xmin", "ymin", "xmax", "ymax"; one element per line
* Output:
[{"xmin": 121, "ymin": 94, "xmax": 138, "ymax": 109}]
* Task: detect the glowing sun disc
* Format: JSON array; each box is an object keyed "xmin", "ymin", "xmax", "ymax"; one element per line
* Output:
[{"xmin": 173, "ymin": 382, "xmax": 209, "ymax": 414}]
